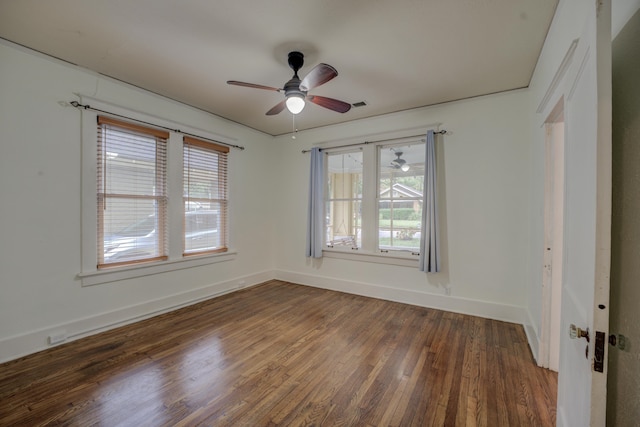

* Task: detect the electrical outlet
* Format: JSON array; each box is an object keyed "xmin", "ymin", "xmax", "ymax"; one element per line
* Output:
[
  {"xmin": 445, "ymin": 286, "xmax": 452, "ymax": 296},
  {"xmin": 48, "ymin": 331, "xmax": 67, "ymax": 345}
]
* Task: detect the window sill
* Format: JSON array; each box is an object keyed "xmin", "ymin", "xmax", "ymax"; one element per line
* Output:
[
  {"xmin": 322, "ymin": 248, "xmax": 419, "ymax": 267},
  {"xmin": 78, "ymin": 250, "xmax": 237, "ymax": 287}
]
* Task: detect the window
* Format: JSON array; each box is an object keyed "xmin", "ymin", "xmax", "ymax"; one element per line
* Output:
[
  {"xmin": 183, "ymin": 137, "xmax": 229, "ymax": 255},
  {"xmin": 81, "ymin": 102, "xmax": 237, "ymax": 285},
  {"xmin": 324, "ymin": 139, "xmax": 425, "ymax": 256},
  {"xmin": 97, "ymin": 117, "xmax": 168, "ymax": 268}
]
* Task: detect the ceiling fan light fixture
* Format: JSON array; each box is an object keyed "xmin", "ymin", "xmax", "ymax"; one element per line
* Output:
[{"xmin": 286, "ymin": 94, "xmax": 305, "ymax": 114}]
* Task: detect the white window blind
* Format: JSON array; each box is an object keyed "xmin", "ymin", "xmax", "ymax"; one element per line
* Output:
[
  {"xmin": 97, "ymin": 116, "xmax": 169, "ymax": 268},
  {"xmin": 183, "ymin": 136, "xmax": 229, "ymax": 255}
]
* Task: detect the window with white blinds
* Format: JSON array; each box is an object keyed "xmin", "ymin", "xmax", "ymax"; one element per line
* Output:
[
  {"xmin": 97, "ymin": 116, "xmax": 168, "ymax": 268},
  {"xmin": 183, "ymin": 136, "xmax": 229, "ymax": 255}
]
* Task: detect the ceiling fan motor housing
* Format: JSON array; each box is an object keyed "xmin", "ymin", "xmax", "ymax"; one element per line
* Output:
[
  {"xmin": 286, "ymin": 52, "xmax": 307, "ymax": 99},
  {"xmin": 392, "ymin": 151, "xmax": 407, "ymax": 168},
  {"xmin": 284, "ymin": 77, "xmax": 306, "ymax": 99},
  {"xmin": 288, "ymin": 51, "xmax": 305, "ymax": 74}
]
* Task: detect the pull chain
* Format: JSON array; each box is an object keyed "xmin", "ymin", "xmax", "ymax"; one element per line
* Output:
[{"xmin": 292, "ymin": 114, "xmax": 298, "ymax": 139}]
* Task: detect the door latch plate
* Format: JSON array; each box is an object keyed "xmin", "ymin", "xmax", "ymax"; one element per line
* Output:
[{"xmin": 594, "ymin": 331, "xmax": 605, "ymax": 373}]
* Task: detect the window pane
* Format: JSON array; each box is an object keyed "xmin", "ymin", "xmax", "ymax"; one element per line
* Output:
[
  {"xmin": 102, "ymin": 198, "xmax": 166, "ymax": 264},
  {"xmin": 326, "ymin": 151, "xmax": 362, "ymax": 248},
  {"xmin": 326, "ymin": 200, "xmax": 361, "ymax": 247},
  {"xmin": 378, "ymin": 142, "xmax": 425, "ymax": 252},
  {"xmin": 102, "ymin": 129, "xmax": 160, "ymax": 196},
  {"xmin": 184, "ymin": 206, "xmax": 221, "ymax": 253},
  {"xmin": 378, "ymin": 201, "xmax": 422, "ymax": 250}
]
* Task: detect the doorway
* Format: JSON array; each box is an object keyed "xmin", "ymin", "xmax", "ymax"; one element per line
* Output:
[{"xmin": 541, "ymin": 100, "xmax": 565, "ymax": 371}]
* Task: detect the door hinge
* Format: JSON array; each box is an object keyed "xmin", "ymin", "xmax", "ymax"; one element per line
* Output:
[{"xmin": 593, "ymin": 330, "xmax": 605, "ymax": 372}]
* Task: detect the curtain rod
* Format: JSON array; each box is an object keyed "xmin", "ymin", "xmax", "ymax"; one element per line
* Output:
[
  {"xmin": 301, "ymin": 130, "xmax": 446, "ymax": 153},
  {"xmin": 69, "ymin": 101, "xmax": 245, "ymax": 150}
]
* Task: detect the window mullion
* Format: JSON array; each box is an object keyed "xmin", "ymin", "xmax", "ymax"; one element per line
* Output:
[
  {"xmin": 360, "ymin": 145, "xmax": 377, "ymax": 252},
  {"xmin": 167, "ymin": 132, "xmax": 184, "ymax": 259}
]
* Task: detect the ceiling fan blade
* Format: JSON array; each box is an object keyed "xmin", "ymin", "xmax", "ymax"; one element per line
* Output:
[
  {"xmin": 227, "ymin": 80, "xmax": 282, "ymax": 92},
  {"xmin": 299, "ymin": 64, "xmax": 338, "ymax": 91},
  {"xmin": 307, "ymin": 95, "xmax": 351, "ymax": 113},
  {"xmin": 266, "ymin": 100, "xmax": 286, "ymax": 115}
]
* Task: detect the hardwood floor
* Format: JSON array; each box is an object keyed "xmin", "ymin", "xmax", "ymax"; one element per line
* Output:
[{"xmin": 0, "ymin": 280, "xmax": 557, "ymax": 426}]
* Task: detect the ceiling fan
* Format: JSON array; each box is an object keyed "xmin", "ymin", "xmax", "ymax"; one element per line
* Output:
[
  {"xmin": 227, "ymin": 51, "xmax": 351, "ymax": 116},
  {"xmin": 390, "ymin": 150, "xmax": 410, "ymax": 172}
]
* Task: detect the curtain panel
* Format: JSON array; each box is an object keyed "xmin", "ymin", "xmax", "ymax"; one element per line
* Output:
[
  {"xmin": 305, "ymin": 147, "xmax": 325, "ymax": 258},
  {"xmin": 419, "ymin": 130, "xmax": 441, "ymax": 272}
]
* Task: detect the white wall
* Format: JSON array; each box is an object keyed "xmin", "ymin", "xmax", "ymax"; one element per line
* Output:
[
  {"xmin": 0, "ymin": 41, "xmax": 277, "ymax": 362},
  {"xmin": 613, "ymin": 0, "xmax": 640, "ymax": 37},
  {"xmin": 273, "ymin": 90, "xmax": 531, "ymax": 323}
]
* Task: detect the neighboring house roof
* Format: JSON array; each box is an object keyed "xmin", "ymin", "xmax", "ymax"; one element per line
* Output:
[{"xmin": 379, "ymin": 183, "xmax": 422, "ymax": 198}]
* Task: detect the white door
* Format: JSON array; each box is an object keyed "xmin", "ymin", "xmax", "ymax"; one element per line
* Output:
[{"xmin": 556, "ymin": 1, "xmax": 612, "ymax": 426}]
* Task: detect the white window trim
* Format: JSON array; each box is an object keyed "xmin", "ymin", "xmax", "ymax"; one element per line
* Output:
[
  {"xmin": 79, "ymin": 96, "xmax": 237, "ymax": 285},
  {"xmin": 77, "ymin": 250, "xmax": 237, "ymax": 287},
  {"xmin": 323, "ymin": 248, "xmax": 419, "ymax": 267}
]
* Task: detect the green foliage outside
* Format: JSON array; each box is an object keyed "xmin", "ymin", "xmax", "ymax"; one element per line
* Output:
[
  {"xmin": 377, "ymin": 219, "xmax": 419, "ymax": 228},
  {"xmin": 379, "ymin": 237, "xmax": 420, "ymax": 248},
  {"xmin": 378, "ymin": 208, "xmax": 421, "ymax": 221}
]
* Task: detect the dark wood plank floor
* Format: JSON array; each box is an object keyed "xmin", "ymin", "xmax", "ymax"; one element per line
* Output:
[{"xmin": 0, "ymin": 280, "xmax": 557, "ymax": 426}]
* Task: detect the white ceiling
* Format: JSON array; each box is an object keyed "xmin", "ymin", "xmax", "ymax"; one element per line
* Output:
[{"xmin": 0, "ymin": 0, "xmax": 558, "ymax": 136}]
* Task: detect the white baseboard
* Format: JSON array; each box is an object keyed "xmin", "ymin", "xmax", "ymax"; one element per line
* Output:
[
  {"xmin": 275, "ymin": 269, "xmax": 526, "ymax": 324},
  {"xmin": 1, "ymin": 269, "xmax": 531, "ymax": 364},
  {"xmin": 0, "ymin": 270, "xmax": 274, "ymax": 364},
  {"xmin": 557, "ymin": 408, "xmax": 568, "ymax": 427}
]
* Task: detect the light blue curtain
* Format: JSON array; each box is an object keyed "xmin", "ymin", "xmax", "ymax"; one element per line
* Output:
[
  {"xmin": 306, "ymin": 147, "xmax": 324, "ymax": 258},
  {"xmin": 419, "ymin": 130, "xmax": 440, "ymax": 272}
]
